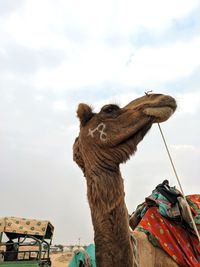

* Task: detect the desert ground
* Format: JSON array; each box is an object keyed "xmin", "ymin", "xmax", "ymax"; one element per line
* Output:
[{"xmin": 51, "ymin": 251, "xmax": 73, "ymax": 267}]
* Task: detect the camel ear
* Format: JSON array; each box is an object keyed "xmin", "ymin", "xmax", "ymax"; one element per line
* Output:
[{"xmin": 77, "ymin": 103, "xmax": 93, "ymax": 126}]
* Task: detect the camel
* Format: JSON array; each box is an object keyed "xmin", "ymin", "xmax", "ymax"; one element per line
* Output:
[{"xmin": 73, "ymin": 93, "xmax": 179, "ymax": 267}]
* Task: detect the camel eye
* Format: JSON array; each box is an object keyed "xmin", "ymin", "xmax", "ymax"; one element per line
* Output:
[{"xmin": 101, "ymin": 105, "xmax": 120, "ymax": 114}]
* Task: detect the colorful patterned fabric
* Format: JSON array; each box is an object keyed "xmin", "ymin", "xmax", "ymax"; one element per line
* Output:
[
  {"xmin": 141, "ymin": 187, "xmax": 182, "ymax": 219},
  {"xmin": 136, "ymin": 194, "xmax": 200, "ymax": 267},
  {"xmin": 187, "ymin": 195, "xmax": 200, "ymax": 233}
]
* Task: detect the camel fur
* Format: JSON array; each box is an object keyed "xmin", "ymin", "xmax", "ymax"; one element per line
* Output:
[{"xmin": 73, "ymin": 93, "xmax": 179, "ymax": 267}]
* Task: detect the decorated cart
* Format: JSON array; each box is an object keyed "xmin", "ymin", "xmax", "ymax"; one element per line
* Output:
[{"xmin": 0, "ymin": 217, "xmax": 54, "ymax": 266}]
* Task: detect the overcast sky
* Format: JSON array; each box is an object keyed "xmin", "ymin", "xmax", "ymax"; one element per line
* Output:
[{"xmin": 0, "ymin": 0, "xmax": 200, "ymax": 245}]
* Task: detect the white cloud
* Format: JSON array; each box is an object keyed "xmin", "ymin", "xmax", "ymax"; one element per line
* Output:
[
  {"xmin": 1, "ymin": 0, "xmax": 198, "ymax": 49},
  {"xmin": 52, "ymin": 100, "xmax": 68, "ymax": 112},
  {"xmin": 176, "ymin": 91, "xmax": 200, "ymax": 115},
  {"xmin": 32, "ymin": 36, "xmax": 200, "ymax": 91},
  {"xmin": 123, "ymin": 37, "xmax": 200, "ymax": 86},
  {"xmin": 32, "ymin": 44, "xmax": 130, "ymax": 91},
  {"xmin": 1, "ymin": 0, "xmax": 199, "ymax": 92},
  {"xmin": 113, "ymin": 0, "xmax": 199, "ymax": 34},
  {"xmin": 171, "ymin": 144, "xmax": 200, "ymax": 153},
  {"xmin": 35, "ymin": 95, "xmax": 44, "ymax": 102}
]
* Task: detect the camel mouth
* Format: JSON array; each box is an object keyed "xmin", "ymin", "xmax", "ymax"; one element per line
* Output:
[
  {"xmin": 143, "ymin": 105, "xmax": 176, "ymax": 123},
  {"xmin": 124, "ymin": 94, "xmax": 177, "ymax": 123}
]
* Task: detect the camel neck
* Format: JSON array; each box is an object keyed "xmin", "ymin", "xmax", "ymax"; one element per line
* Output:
[{"xmin": 86, "ymin": 168, "xmax": 134, "ymax": 267}]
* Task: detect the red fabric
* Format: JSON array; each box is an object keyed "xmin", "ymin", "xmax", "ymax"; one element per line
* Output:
[{"xmin": 137, "ymin": 206, "xmax": 200, "ymax": 267}]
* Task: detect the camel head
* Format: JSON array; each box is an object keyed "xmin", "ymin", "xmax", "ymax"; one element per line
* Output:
[{"xmin": 73, "ymin": 93, "xmax": 176, "ymax": 174}]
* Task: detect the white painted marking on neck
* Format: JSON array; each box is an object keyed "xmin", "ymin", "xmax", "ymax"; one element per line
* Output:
[{"xmin": 88, "ymin": 123, "xmax": 107, "ymax": 141}]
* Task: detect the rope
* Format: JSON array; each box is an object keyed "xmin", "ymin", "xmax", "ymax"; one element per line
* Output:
[{"xmin": 157, "ymin": 123, "xmax": 200, "ymax": 243}]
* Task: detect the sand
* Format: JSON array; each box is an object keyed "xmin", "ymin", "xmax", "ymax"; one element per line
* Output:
[{"xmin": 51, "ymin": 252, "xmax": 73, "ymax": 267}]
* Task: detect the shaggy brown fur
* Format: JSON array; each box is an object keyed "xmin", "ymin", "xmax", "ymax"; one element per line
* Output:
[{"xmin": 73, "ymin": 93, "xmax": 177, "ymax": 267}]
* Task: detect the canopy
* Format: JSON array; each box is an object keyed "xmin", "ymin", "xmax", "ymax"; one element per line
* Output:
[{"xmin": 0, "ymin": 217, "xmax": 54, "ymax": 240}]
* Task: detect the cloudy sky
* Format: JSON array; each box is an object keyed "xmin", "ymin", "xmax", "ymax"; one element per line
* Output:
[{"xmin": 0, "ymin": 0, "xmax": 200, "ymax": 245}]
